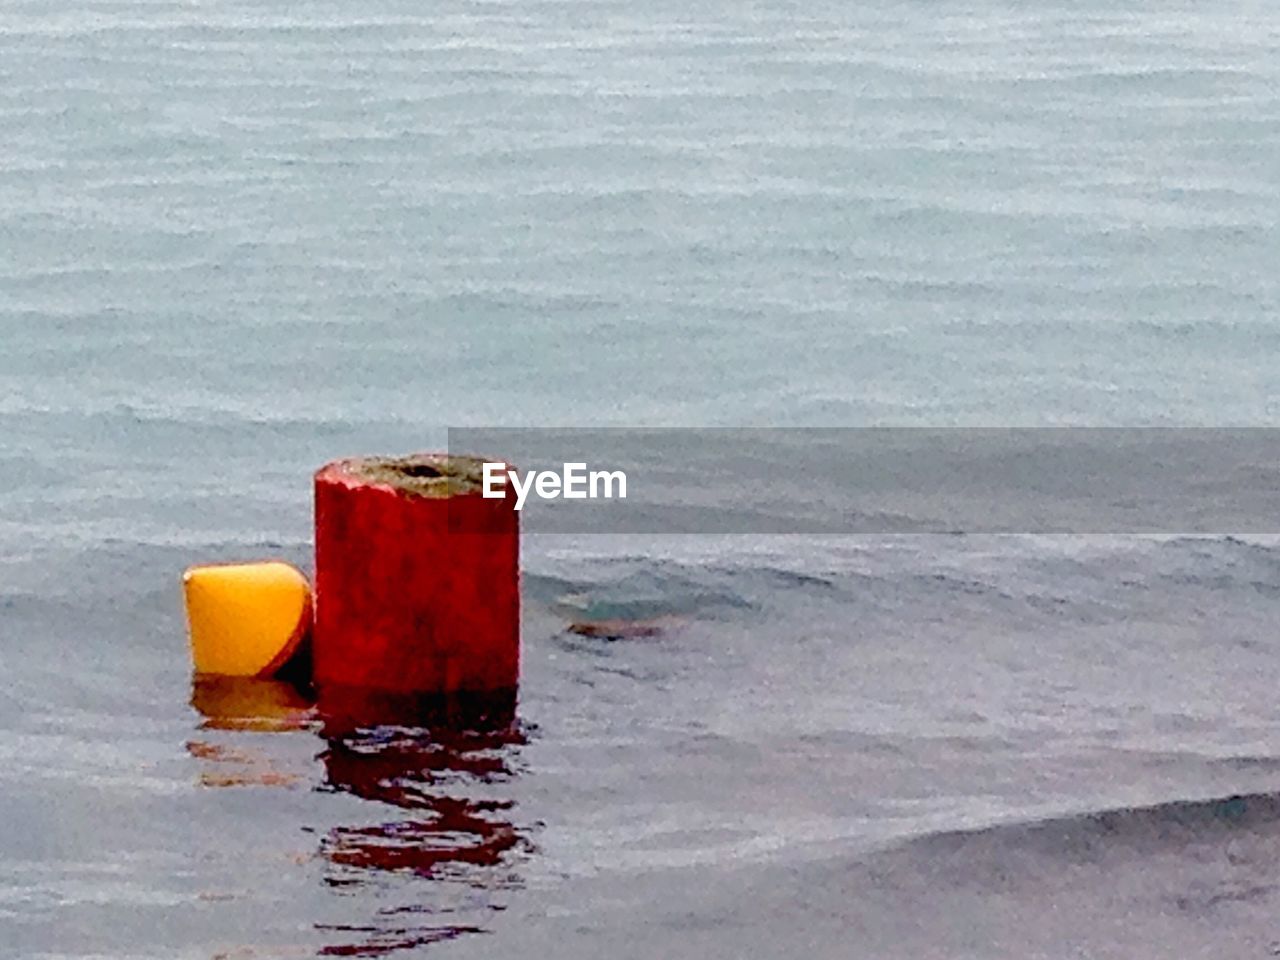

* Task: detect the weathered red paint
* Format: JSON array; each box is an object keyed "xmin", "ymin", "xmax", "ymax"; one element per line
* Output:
[{"xmin": 313, "ymin": 456, "xmax": 519, "ymax": 701}]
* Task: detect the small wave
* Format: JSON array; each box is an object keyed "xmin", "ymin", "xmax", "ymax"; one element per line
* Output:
[
  {"xmin": 895, "ymin": 790, "xmax": 1280, "ymax": 870},
  {"xmin": 524, "ymin": 561, "xmax": 760, "ymax": 622}
]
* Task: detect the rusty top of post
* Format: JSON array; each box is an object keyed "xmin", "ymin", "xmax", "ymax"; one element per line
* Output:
[{"xmin": 328, "ymin": 453, "xmax": 491, "ymax": 499}]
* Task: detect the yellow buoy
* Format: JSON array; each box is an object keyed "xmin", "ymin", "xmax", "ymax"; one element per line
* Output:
[{"xmin": 183, "ymin": 561, "xmax": 312, "ymax": 678}]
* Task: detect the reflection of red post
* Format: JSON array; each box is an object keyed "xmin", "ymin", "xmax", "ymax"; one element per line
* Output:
[{"xmin": 313, "ymin": 454, "xmax": 519, "ymax": 701}]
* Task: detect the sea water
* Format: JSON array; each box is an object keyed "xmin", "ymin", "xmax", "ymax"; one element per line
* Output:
[{"xmin": 2, "ymin": 1, "xmax": 1280, "ymax": 956}]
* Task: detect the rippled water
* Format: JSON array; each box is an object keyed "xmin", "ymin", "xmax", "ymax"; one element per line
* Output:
[
  {"xmin": 4, "ymin": 0, "xmax": 1279, "ymax": 427},
  {"xmin": 3, "ymin": 0, "xmax": 1280, "ymax": 957}
]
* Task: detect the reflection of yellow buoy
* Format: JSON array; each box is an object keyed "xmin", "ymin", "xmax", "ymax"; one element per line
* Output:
[
  {"xmin": 190, "ymin": 675, "xmax": 316, "ymax": 732},
  {"xmin": 183, "ymin": 561, "xmax": 312, "ymax": 678}
]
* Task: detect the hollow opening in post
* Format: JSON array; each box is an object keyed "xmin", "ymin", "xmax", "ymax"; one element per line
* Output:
[{"xmin": 348, "ymin": 453, "xmax": 491, "ymax": 498}]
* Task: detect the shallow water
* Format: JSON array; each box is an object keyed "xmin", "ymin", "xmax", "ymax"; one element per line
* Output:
[
  {"xmin": 10, "ymin": 535, "xmax": 1280, "ymax": 957},
  {"xmin": 3, "ymin": 0, "xmax": 1280, "ymax": 957}
]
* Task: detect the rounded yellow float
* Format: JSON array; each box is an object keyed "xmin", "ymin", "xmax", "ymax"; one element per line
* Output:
[{"xmin": 182, "ymin": 561, "xmax": 312, "ymax": 677}]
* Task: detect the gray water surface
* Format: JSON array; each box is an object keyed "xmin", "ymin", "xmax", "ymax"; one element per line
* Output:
[{"xmin": 3, "ymin": 1, "xmax": 1280, "ymax": 957}]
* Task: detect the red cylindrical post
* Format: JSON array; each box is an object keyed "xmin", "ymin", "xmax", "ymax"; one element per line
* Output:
[{"xmin": 313, "ymin": 454, "xmax": 519, "ymax": 702}]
